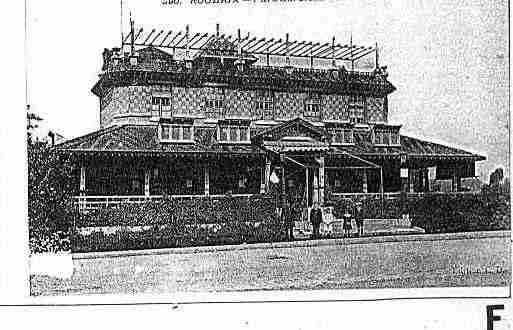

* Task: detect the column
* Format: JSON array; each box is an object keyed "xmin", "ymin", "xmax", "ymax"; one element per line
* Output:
[
  {"xmin": 264, "ymin": 156, "xmax": 271, "ymax": 192},
  {"xmin": 313, "ymin": 168, "xmax": 319, "ymax": 204},
  {"xmin": 318, "ymin": 157, "xmax": 325, "ymax": 205},
  {"xmin": 408, "ymin": 169, "xmax": 415, "ymax": 193},
  {"xmin": 424, "ymin": 168, "xmax": 430, "ymax": 192},
  {"xmin": 452, "ymin": 171, "xmax": 461, "ymax": 192},
  {"xmin": 204, "ymin": 167, "xmax": 210, "ymax": 196},
  {"xmin": 400, "ymin": 154, "xmax": 409, "ymax": 193},
  {"xmin": 80, "ymin": 166, "xmax": 86, "ymax": 195},
  {"xmin": 362, "ymin": 169, "xmax": 368, "ymax": 193},
  {"xmin": 260, "ymin": 160, "xmax": 266, "ymax": 194},
  {"xmin": 144, "ymin": 169, "xmax": 151, "ymax": 197},
  {"xmin": 79, "ymin": 166, "xmax": 86, "ymax": 212}
]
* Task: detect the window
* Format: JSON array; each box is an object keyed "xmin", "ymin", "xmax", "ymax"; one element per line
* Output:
[
  {"xmin": 390, "ymin": 131, "xmax": 400, "ymax": 145},
  {"xmin": 206, "ymin": 99, "xmax": 223, "ymax": 109},
  {"xmin": 374, "ymin": 131, "xmax": 384, "ymax": 145},
  {"xmin": 374, "ymin": 130, "xmax": 400, "ymax": 146},
  {"xmin": 218, "ymin": 125, "xmax": 250, "ymax": 143},
  {"xmin": 255, "ymin": 90, "xmax": 274, "ymax": 119},
  {"xmin": 348, "ymin": 95, "xmax": 366, "ymax": 124},
  {"xmin": 332, "ymin": 128, "xmax": 354, "ymax": 144},
  {"xmin": 205, "ymin": 88, "xmax": 224, "ymax": 118},
  {"xmin": 150, "ymin": 164, "xmax": 204, "ymax": 196},
  {"xmin": 152, "ymin": 96, "xmax": 172, "ymax": 117},
  {"xmin": 304, "ymin": 94, "xmax": 322, "ymax": 119},
  {"xmin": 210, "ymin": 164, "xmax": 260, "ymax": 195},
  {"xmin": 160, "ymin": 124, "xmax": 194, "ymax": 142}
]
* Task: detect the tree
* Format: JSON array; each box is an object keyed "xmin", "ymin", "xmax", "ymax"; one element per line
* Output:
[
  {"xmin": 27, "ymin": 107, "xmax": 75, "ymax": 251},
  {"xmin": 26, "ymin": 104, "xmax": 42, "ymax": 143},
  {"xmin": 489, "ymin": 168, "xmax": 504, "ymax": 186}
]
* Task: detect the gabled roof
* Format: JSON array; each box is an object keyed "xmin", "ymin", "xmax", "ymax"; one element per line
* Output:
[{"xmin": 252, "ymin": 117, "xmax": 329, "ymax": 143}]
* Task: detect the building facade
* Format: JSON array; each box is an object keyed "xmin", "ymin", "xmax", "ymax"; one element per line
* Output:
[{"xmin": 57, "ymin": 24, "xmax": 485, "ymax": 211}]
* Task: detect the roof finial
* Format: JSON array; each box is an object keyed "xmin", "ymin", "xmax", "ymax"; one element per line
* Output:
[
  {"xmin": 331, "ymin": 36, "xmax": 336, "ymax": 68},
  {"xmin": 285, "ymin": 33, "xmax": 290, "ymax": 66},
  {"xmin": 350, "ymin": 32, "xmax": 354, "ymax": 72},
  {"xmin": 186, "ymin": 24, "xmax": 190, "ymax": 57},
  {"xmin": 130, "ymin": 12, "xmax": 135, "ymax": 55},
  {"xmin": 120, "ymin": 0, "xmax": 124, "ymax": 51},
  {"xmin": 375, "ymin": 42, "xmax": 379, "ymax": 70},
  {"xmin": 237, "ymin": 28, "xmax": 242, "ymax": 56}
]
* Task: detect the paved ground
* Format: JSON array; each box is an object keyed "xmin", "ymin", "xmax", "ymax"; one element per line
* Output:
[{"xmin": 31, "ymin": 234, "xmax": 511, "ymax": 296}]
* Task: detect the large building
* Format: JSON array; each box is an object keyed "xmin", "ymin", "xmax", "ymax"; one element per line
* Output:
[{"xmin": 57, "ymin": 22, "xmax": 485, "ymax": 211}]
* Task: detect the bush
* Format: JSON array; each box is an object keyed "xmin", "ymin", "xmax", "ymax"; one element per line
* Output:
[
  {"xmin": 410, "ymin": 192, "xmax": 510, "ymax": 234},
  {"xmin": 29, "ymin": 231, "xmax": 70, "ymax": 253},
  {"xmin": 72, "ymin": 215, "xmax": 286, "ymax": 253},
  {"xmin": 76, "ymin": 195, "xmax": 276, "ymax": 227},
  {"xmin": 330, "ymin": 191, "xmax": 510, "ymax": 234},
  {"xmin": 331, "ymin": 195, "xmax": 402, "ymax": 219},
  {"xmin": 28, "ymin": 140, "xmax": 75, "ymax": 253},
  {"xmin": 71, "ymin": 194, "xmax": 287, "ymax": 253}
]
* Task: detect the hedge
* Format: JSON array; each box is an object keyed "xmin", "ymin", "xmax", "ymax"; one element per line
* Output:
[
  {"xmin": 330, "ymin": 192, "xmax": 510, "ymax": 234},
  {"xmin": 72, "ymin": 214, "xmax": 287, "ymax": 253},
  {"xmin": 75, "ymin": 195, "xmax": 277, "ymax": 227},
  {"xmin": 72, "ymin": 195, "xmax": 287, "ymax": 252},
  {"xmin": 409, "ymin": 193, "xmax": 510, "ymax": 234},
  {"xmin": 330, "ymin": 195, "xmax": 401, "ymax": 219}
]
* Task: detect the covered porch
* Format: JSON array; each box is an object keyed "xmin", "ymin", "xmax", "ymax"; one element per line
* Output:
[{"xmin": 74, "ymin": 152, "xmax": 266, "ymax": 211}]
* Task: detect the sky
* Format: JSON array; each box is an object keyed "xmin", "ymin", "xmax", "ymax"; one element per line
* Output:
[{"xmin": 26, "ymin": 0, "xmax": 509, "ymax": 181}]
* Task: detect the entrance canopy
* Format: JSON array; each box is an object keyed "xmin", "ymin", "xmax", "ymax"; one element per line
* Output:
[{"xmin": 262, "ymin": 136, "xmax": 331, "ymax": 154}]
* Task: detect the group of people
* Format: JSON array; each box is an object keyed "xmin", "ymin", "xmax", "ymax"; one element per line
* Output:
[{"xmin": 281, "ymin": 199, "xmax": 366, "ymax": 240}]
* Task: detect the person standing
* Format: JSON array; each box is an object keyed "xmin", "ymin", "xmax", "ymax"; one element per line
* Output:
[
  {"xmin": 282, "ymin": 199, "xmax": 293, "ymax": 241},
  {"xmin": 343, "ymin": 205, "xmax": 353, "ymax": 238},
  {"xmin": 310, "ymin": 202, "xmax": 322, "ymax": 239},
  {"xmin": 355, "ymin": 202, "xmax": 364, "ymax": 237}
]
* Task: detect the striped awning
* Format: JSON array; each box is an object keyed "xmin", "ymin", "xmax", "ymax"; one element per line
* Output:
[{"xmin": 262, "ymin": 137, "xmax": 331, "ymax": 154}]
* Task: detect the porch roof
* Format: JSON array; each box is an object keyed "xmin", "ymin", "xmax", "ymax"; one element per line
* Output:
[
  {"xmin": 56, "ymin": 124, "xmax": 485, "ymax": 161},
  {"xmin": 55, "ymin": 124, "xmax": 263, "ymax": 156},
  {"xmin": 330, "ymin": 131, "xmax": 485, "ymax": 161}
]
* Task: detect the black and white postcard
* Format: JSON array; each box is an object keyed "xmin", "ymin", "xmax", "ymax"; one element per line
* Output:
[{"xmin": 1, "ymin": 0, "xmax": 511, "ymax": 328}]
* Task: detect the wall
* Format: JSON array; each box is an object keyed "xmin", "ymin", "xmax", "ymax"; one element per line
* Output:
[
  {"xmin": 100, "ymin": 86, "xmax": 153, "ymax": 128},
  {"xmin": 99, "ymin": 85, "xmax": 388, "ymax": 126}
]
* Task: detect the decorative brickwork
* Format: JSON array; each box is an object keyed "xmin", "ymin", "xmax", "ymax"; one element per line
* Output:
[
  {"xmin": 367, "ymin": 97, "xmax": 386, "ymax": 123},
  {"xmin": 100, "ymin": 85, "xmax": 388, "ymax": 127},
  {"xmin": 172, "ymin": 87, "xmax": 204, "ymax": 117},
  {"xmin": 274, "ymin": 91, "xmax": 307, "ymax": 120},
  {"xmin": 100, "ymin": 86, "xmax": 151, "ymax": 127},
  {"xmin": 225, "ymin": 89, "xmax": 253, "ymax": 118},
  {"xmin": 323, "ymin": 94, "xmax": 349, "ymax": 121}
]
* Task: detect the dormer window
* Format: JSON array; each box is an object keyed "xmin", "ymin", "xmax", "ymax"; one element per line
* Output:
[
  {"xmin": 255, "ymin": 90, "xmax": 274, "ymax": 119},
  {"xmin": 152, "ymin": 95, "xmax": 171, "ymax": 118},
  {"xmin": 304, "ymin": 93, "xmax": 321, "ymax": 119},
  {"xmin": 348, "ymin": 95, "xmax": 366, "ymax": 124},
  {"xmin": 160, "ymin": 123, "xmax": 194, "ymax": 142},
  {"xmin": 218, "ymin": 124, "xmax": 250, "ymax": 143},
  {"xmin": 373, "ymin": 128, "xmax": 401, "ymax": 146},
  {"xmin": 331, "ymin": 128, "xmax": 354, "ymax": 145}
]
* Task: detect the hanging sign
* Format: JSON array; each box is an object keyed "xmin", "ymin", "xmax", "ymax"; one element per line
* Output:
[{"xmin": 400, "ymin": 168, "xmax": 409, "ymax": 178}]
